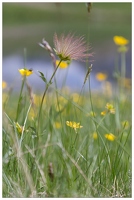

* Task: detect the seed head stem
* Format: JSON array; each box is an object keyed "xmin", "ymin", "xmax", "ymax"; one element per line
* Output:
[{"xmin": 37, "ymin": 59, "xmax": 62, "ymax": 137}]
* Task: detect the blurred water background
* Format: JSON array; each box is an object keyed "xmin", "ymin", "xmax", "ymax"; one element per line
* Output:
[{"xmin": 2, "ymin": 2, "xmax": 131, "ymax": 92}]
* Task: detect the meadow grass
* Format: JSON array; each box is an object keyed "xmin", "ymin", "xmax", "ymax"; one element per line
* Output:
[
  {"xmin": 2, "ymin": 47, "xmax": 131, "ymax": 198},
  {"xmin": 2, "ymin": 3, "xmax": 131, "ymax": 197}
]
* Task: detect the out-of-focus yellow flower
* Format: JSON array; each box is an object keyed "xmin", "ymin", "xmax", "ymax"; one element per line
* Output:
[
  {"xmin": 102, "ymin": 81, "xmax": 113, "ymax": 97},
  {"xmin": 105, "ymin": 103, "xmax": 115, "ymax": 114},
  {"xmin": 61, "ymin": 86, "xmax": 70, "ymax": 95},
  {"xmin": 29, "ymin": 108, "xmax": 37, "ymax": 120},
  {"xmin": 2, "ymin": 93, "xmax": 8, "ymax": 105},
  {"xmin": 14, "ymin": 122, "xmax": 24, "ymax": 134},
  {"xmin": 33, "ymin": 94, "xmax": 44, "ymax": 106},
  {"xmin": 71, "ymin": 93, "xmax": 79, "ymax": 103},
  {"xmin": 93, "ymin": 132, "xmax": 98, "ymax": 139},
  {"xmin": 2, "ymin": 81, "xmax": 7, "ymax": 89},
  {"xmin": 58, "ymin": 96, "xmax": 68, "ymax": 104},
  {"xmin": 18, "ymin": 68, "xmax": 33, "ymax": 76},
  {"xmin": 89, "ymin": 111, "xmax": 96, "ymax": 117},
  {"xmin": 122, "ymin": 120, "xmax": 129, "ymax": 129},
  {"xmin": 119, "ymin": 77, "xmax": 131, "ymax": 89},
  {"xmin": 66, "ymin": 121, "xmax": 83, "ymax": 131},
  {"xmin": 105, "ymin": 133, "xmax": 116, "ymax": 141},
  {"xmin": 123, "ymin": 78, "xmax": 131, "ymax": 89},
  {"xmin": 101, "ymin": 110, "xmax": 107, "ymax": 116},
  {"xmin": 95, "ymin": 73, "xmax": 107, "ymax": 81},
  {"xmin": 54, "ymin": 96, "xmax": 67, "ymax": 112},
  {"xmin": 113, "ymin": 36, "xmax": 129, "ymax": 46},
  {"xmin": 56, "ymin": 60, "xmax": 70, "ymax": 68},
  {"xmin": 101, "ymin": 103, "xmax": 115, "ymax": 116},
  {"xmin": 54, "ymin": 122, "xmax": 61, "ymax": 129}
]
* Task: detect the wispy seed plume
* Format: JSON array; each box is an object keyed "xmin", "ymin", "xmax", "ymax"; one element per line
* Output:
[{"xmin": 53, "ymin": 32, "xmax": 93, "ymax": 62}]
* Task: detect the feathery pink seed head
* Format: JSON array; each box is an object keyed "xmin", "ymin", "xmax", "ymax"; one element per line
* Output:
[{"xmin": 53, "ymin": 33, "xmax": 93, "ymax": 62}]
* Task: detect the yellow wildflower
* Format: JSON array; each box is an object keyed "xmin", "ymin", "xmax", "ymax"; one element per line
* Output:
[
  {"xmin": 2, "ymin": 93, "xmax": 8, "ymax": 104},
  {"xmin": 71, "ymin": 93, "xmax": 79, "ymax": 103},
  {"xmin": 122, "ymin": 120, "xmax": 129, "ymax": 129},
  {"xmin": 119, "ymin": 77, "xmax": 131, "ymax": 89},
  {"xmin": 105, "ymin": 133, "xmax": 116, "ymax": 141},
  {"xmin": 89, "ymin": 111, "xmax": 96, "ymax": 117},
  {"xmin": 54, "ymin": 122, "xmax": 61, "ymax": 129},
  {"xmin": 29, "ymin": 108, "xmax": 37, "ymax": 120},
  {"xmin": 102, "ymin": 81, "xmax": 113, "ymax": 97},
  {"xmin": 66, "ymin": 121, "xmax": 83, "ymax": 131},
  {"xmin": 2, "ymin": 81, "xmax": 7, "ymax": 89},
  {"xmin": 93, "ymin": 132, "xmax": 98, "ymax": 139},
  {"xmin": 101, "ymin": 110, "xmax": 107, "ymax": 116},
  {"xmin": 14, "ymin": 122, "xmax": 24, "ymax": 134},
  {"xmin": 95, "ymin": 73, "xmax": 107, "ymax": 81},
  {"xmin": 105, "ymin": 103, "xmax": 115, "ymax": 114},
  {"xmin": 113, "ymin": 36, "xmax": 129, "ymax": 46},
  {"xmin": 101, "ymin": 103, "xmax": 115, "ymax": 116},
  {"xmin": 56, "ymin": 60, "xmax": 70, "ymax": 68},
  {"xmin": 18, "ymin": 68, "xmax": 33, "ymax": 76},
  {"xmin": 33, "ymin": 94, "xmax": 44, "ymax": 106}
]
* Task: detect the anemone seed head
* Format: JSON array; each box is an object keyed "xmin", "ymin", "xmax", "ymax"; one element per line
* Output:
[{"xmin": 53, "ymin": 33, "xmax": 93, "ymax": 62}]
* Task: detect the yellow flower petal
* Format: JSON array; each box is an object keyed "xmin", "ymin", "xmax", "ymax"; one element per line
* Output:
[
  {"xmin": 66, "ymin": 121, "xmax": 83, "ymax": 130},
  {"xmin": 2, "ymin": 81, "xmax": 7, "ymax": 89},
  {"xmin": 105, "ymin": 103, "xmax": 115, "ymax": 114},
  {"xmin": 101, "ymin": 110, "xmax": 107, "ymax": 116},
  {"xmin": 71, "ymin": 93, "xmax": 79, "ymax": 102},
  {"xmin": 15, "ymin": 122, "xmax": 24, "ymax": 134},
  {"xmin": 122, "ymin": 120, "xmax": 129, "ymax": 129},
  {"xmin": 56, "ymin": 60, "xmax": 69, "ymax": 68},
  {"xmin": 18, "ymin": 69, "xmax": 33, "ymax": 76},
  {"xmin": 113, "ymin": 36, "xmax": 129, "ymax": 46},
  {"xmin": 54, "ymin": 122, "xmax": 61, "ymax": 129},
  {"xmin": 93, "ymin": 132, "xmax": 98, "ymax": 139},
  {"xmin": 89, "ymin": 111, "xmax": 96, "ymax": 117},
  {"xmin": 95, "ymin": 73, "xmax": 107, "ymax": 81},
  {"xmin": 105, "ymin": 133, "xmax": 116, "ymax": 141}
]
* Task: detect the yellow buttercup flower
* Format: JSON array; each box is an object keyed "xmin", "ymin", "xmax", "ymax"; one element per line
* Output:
[
  {"xmin": 2, "ymin": 81, "xmax": 7, "ymax": 89},
  {"xmin": 54, "ymin": 122, "xmax": 61, "ymax": 129},
  {"xmin": 105, "ymin": 133, "xmax": 116, "ymax": 141},
  {"xmin": 56, "ymin": 60, "xmax": 69, "ymax": 68},
  {"xmin": 102, "ymin": 81, "xmax": 113, "ymax": 97},
  {"xmin": 18, "ymin": 68, "xmax": 33, "ymax": 76},
  {"xmin": 101, "ymin": 103, "xmax": 115, "ymax": 116},
  {"xmin": 66, "ymin": 121, "xmax": 83, "ymax": 131},
  {"xmin": 14, "ymin": 122, "xmax": 24, "ymax": 134},
  {"xmin": 113, "ymin": 36, "xmax": 129, "ymax": 46},
  {"xmin": 29, "ymin": 108, "xmax": 37, "ymax": 120},
  {"xmin": 101, "ymin": 110, "xmax": 107, "ymax": 116},
  {"xmin": 122, "ymin": 120, "xmax": 129, "ymax": 129},
  {"xmin": 105, "ymin": 103, "xmax": 115, "ymax": 114},
  {"xmin": 95, "ymin": 73, "xmax": 107, "ymax": 81},
  {"xmin": 93, "ymin": 132, "xmax": 98, "ymax": 139},
  {"xmin": 89, "ymin": 111, "xmax": 96, "ymax": 117},
  {"xmin": 71, "ymin": 93, "xmax": 79, "ymax": 103}
]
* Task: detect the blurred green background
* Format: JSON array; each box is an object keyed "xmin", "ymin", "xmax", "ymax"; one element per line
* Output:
[{"xmin": 3, "ymin": 2, "xmax": 131, "ymax": 56}]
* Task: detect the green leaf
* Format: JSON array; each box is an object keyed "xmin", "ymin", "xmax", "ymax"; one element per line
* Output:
[{"xmin": 38, "ymin": 71, "xmax": 47, "ymax": 83}]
